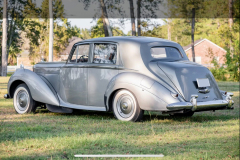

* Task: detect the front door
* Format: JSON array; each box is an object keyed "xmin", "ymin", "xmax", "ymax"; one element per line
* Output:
[
  {"xmin": 88, "ymin": 43, "xmax": 119, "ymax": 107},
  {"xmin": 60, "ymin": 43, "xmax": 90, "ymax": 105}
]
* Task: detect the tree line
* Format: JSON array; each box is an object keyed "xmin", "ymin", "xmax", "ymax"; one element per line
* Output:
[{"xmin": 1, "ymin": 0, "xmax": 239, "ymax": 81}]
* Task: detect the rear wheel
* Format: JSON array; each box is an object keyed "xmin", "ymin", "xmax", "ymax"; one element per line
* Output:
[
  {"xmin": 13, "ymin": 84, "xmax": 37, "ymax": 114},
  {"xmin": 112, "ymin": 90, "xmax": 144, "ymax": 122}
]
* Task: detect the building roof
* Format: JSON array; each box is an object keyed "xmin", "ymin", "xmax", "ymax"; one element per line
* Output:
[
  {"xmin": 183, "ymin": 39, "xmax": 203, "ymax": 50},
  {"xmin": 183, "ymin": 39, "xmax": 227, "ymax": 52}
]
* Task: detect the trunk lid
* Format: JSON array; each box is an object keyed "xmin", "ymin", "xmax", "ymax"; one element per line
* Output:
[{"xmin": 157, "ymin": 61, "xmax": 222, "ymax": 102}]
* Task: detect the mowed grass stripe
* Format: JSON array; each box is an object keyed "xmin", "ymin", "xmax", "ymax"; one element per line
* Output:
[{"xmin": 0, "ymin": 76, "xmax": 239, "ymax": 160}]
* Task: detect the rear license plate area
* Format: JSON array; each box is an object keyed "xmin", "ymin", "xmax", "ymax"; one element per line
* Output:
[{"xmin": 196, "ymin": 78, "xmax": 210, "ymax": 88}]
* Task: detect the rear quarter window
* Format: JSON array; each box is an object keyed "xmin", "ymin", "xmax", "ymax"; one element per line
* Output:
[{"xmin": 151, "ymin": 47, "xmax": 183, "ymax": 59}]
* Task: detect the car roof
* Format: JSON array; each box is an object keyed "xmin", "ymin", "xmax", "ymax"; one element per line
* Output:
[{"xmin": 76, "ymin": 36, "xmax": 176, "ymax": 44}]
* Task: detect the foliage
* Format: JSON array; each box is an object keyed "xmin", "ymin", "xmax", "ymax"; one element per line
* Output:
[
  {"xmin": 80, "ymin": 28, "xmax": 91, "ymax": 40},
  {"xmin": 41, "ymin": 0, "xmax": 65, "ymax": 19},
  {"xmin": 20, "ymin": 0, "xmax": 86, "ymax": 62},
  {"xmin": 91, "ymin": 18, "xmax": 124, "ymax": 38},
  {"xmin": 208, "ymin": 48, "xmax": 227, "ymax": 81},
  {"xmin": 224, "ymin": 42, "xmax": 240, "ymax": 82},
  {"xmin": 217, "ymin": 20, "xmax": 240, "ymax": 82}
]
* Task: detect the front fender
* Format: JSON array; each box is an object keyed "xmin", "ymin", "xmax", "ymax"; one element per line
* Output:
[
  {"xmin": 105, "ymin": 72, "xmax": 181, "ymax": 111},
  {"xmin": 8, "ymin": 68, "xmax": 59, "ymax": 106}
]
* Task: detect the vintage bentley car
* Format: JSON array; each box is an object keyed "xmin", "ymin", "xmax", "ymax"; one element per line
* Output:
[{"xmin": 4, "ymin": 37, "xmax": 234, "ymax": 121}]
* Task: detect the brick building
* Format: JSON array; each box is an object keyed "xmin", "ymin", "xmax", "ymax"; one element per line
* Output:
[
  {"xmin": 17, "ymin": 37, "xmax": 82, "ymax": 66},
  {"xmin": 183, "ymin": 39, "xmax": 227, "ymax": 66}
]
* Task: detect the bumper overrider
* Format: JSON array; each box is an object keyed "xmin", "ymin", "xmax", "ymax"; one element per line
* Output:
[
  {"xmin": 4, "ymin": 94, "xmax": 10, "ymax": 99},
  {"xmin": 167, "ymin": 93, "xmax": 234, "ymax": 111}
]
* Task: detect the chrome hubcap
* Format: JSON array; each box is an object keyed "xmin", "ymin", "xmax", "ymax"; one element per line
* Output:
[
  {"xmin": 117, "ymin": 94, "xmax": 135, "ymax": 118},
  {"xmin": 16, "ymin": 90, "xmax": 29, "ymax": 111}
]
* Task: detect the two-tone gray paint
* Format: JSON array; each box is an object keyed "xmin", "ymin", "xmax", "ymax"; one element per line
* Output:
[{"xmin": 6, "ymin": 37, "xmax": 234, "ymax": 113}]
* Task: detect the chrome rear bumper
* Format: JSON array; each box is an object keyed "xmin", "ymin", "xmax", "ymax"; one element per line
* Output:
[{"xmin": 166, "ymin": 99, "xmax": 234, "ymax": 111}]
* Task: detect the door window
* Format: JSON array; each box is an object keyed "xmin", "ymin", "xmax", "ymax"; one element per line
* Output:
[
  {"xmin": 93, "ymin": 43, "xmax": 117, "ymax": 64},
  {"xmin": 70, "ymin": 44, "xmax": 90, "ymax": 63}
]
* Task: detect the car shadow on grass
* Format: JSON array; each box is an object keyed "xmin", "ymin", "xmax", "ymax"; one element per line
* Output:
[
  {"xmin": 143, "ymin": 112, "xmax": 238, "ymax": 123},
  {"xmin": 35, "ymin": 108, "xmax": 238, "ymax": 123}
]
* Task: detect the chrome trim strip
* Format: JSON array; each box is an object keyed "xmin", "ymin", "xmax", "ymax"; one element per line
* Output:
[
  {"xmin": 167, "ymin": 100, "xmax": 230, "ymax": 111},
  {"xmin": 57, "ymin": 94, "xmax": 106, "ymax": 111}
]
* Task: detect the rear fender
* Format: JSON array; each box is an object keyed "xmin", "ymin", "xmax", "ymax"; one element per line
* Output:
[
  {"xmin": 105, "ymin": 72, "xmax": 181, "ymax": 111},
  {"xmin": 8, "ymin": 68, "xmax": 59, "ymax": 106}
]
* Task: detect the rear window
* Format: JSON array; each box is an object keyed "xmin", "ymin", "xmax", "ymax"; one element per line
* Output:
[{"xmin": 151, "ymin": 47, "xmax": 183, "ymax": 59}]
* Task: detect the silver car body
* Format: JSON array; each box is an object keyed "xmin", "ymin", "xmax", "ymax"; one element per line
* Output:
[{"xmin": 6, "ymin": 37, "xmax": 234, "ymax": 113}]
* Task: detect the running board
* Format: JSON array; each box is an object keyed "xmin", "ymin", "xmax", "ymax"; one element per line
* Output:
[
  {"xmin": 57, "ymin": 94, "xmax": 107, "ymax": 112},
  {"xmin": 46, "ymin": 104, "xmax": 73, "ymax": 113}
]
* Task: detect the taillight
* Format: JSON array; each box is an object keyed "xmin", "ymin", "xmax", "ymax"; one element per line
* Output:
[{"xmin": 171, "ymin": 92, "xmax": 178, "ymax": 98}]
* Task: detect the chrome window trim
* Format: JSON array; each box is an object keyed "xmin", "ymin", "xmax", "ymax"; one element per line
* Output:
[
  {"xmin": 151, "ymin": 46, "xmax": 184, "ymax": 59},
  {"xmin": 67, "ymin": 42, "xmax": 91, "ymax": 64},
  {"xmin": 90, "ymin": 42, "xmax": 120, "ymax": 66}
]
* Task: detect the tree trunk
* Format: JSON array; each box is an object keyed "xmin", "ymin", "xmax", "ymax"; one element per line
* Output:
[
  {"xmin": 137, "ymin": 0, "xmax": 141, "ymax": 36},
  {"xmin": 228, "ymin": 0, "xmax": 233, "ymax": 28},
  {"xmin": 49, "ymin": 0, "xmax": 53, "ymax": 62},
  {"xmin": 168, "ymin": 18, "xmax": 171, "ymax": 40},
  {"xmin": 7, "ymin": 0, "xmax": 18, "ymax": 62},
  {"xmin": 229, "ymin": 0, "xmax": 234, "ymax": 57},
  {"xmin": 102, "ymin": 18, "xmax": 109, "ymax": 37},
  {"xmin": 1, "ymin": 0, "xmax": 8, "ymax": 77},
  {"xmin": 100, "ymin": 0, "xmax": 112, "ymax": 37},
  {"xmin": 191, "ymin": 8, "xmax": 196, "ymax": 62},
  {"xmin": 129, "ymin": 0, "xmax": 136, "ymax": 36}
]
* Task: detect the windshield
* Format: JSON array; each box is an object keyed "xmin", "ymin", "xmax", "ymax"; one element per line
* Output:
[{"xmin": 151, "ymin": 47, "xmax": 183, "ymax": 60}]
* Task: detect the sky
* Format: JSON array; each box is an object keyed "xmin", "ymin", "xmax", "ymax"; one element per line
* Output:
[
  {"xmin": 68, "ymin": 18, "xmax": 165, "ymax": 34},
  {"xmin": 34, "ymin": 0, "xmax": 167, "ymax": 34}
]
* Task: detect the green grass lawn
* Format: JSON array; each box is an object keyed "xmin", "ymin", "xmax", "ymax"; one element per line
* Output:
[{"xmin": 0, "ymin": 77, "xmax": 239, "ymax": 160}]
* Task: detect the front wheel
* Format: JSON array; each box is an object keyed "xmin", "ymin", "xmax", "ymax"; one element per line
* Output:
[
  {"xmin": 13, "ymin": 84, "xmax": 37, "ymax": 114},
  {"xmin": 112, "ymin": 90, "xmax": 144, "ymax": 122}
]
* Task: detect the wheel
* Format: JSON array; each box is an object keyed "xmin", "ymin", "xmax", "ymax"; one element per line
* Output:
[
  {"xmin": 170, "ymin": 110, "xmax": 194, "ymax": 117},
  {"xmin": 13, "ymin": 84, "xmax": 37, "ymax": 114},
  {"xmin": 112, "ymin": 89, "xmax": 144, "ymax": 122}
]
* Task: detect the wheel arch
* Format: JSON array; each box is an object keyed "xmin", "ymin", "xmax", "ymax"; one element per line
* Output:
[
  {"xmin": 105, "ymin": 72, "xmax": 181, "ymax": 112},
  {"xmin": 8, "ymin": 69, "xmax": 60, "ymax": 106},
  {"xmin": 107, "ymin": 88, "xmax": 122, "ymax": 112},
  {"xmin": 9, "ymin": 80, "xmax": 25, "ymax": 98}
]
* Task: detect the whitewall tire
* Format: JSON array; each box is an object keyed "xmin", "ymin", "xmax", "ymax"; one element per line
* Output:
[
  {"xmin": 13, "ymin": 84, "xmax": 37, "ymax": 114},
  {"xmin": 113, "ymin": 89, "xmax": 144, "ymax": 122}
]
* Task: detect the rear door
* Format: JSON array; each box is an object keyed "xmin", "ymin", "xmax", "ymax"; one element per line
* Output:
[
  {"xmin": 88, "ymin": 43, "xmax": 119, "ymax": 107},
  {"xmin": 60, "ymin": 43, "xmax": 90, "ymax": 105}
]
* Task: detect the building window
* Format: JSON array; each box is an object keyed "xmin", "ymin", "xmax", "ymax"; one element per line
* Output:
[
  {"xmin": 214, "ymin": 56, "xmax": 219, "ymax": 62},
  {"xmin": 190, "ymin": 57, "xmax": 202, "ymax": 64},
  {"xmin": 195, "ymin": 57, "xmax": 202, "ymax": 64}
]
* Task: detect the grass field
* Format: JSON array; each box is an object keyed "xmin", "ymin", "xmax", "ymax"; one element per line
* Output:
[{"xmin": 0, "ymin": 76, "xmax": 239, "ymax": 160}]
